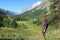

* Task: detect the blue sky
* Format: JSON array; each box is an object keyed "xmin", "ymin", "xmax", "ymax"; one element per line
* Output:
[{"xmin": 0, "ymin": 0, "xmax": 42, "ymax": 13}]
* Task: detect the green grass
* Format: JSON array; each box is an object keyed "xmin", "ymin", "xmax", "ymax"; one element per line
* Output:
[
  {"xmin": 0, "ymin": 21, "xmax": 60, "ymax": 40},
  {"xmin": 0, "ymin": 28, "xmax": 41, "ymax": 40},
  {"xmin": 16, "ymin": 21, "xmax": 42, "ymax": 31}
]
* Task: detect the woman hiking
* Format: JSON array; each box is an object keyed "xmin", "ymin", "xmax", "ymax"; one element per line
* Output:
[{"xmin": 42, "ymin": 16, "xmax": 48, "ymax": 37}]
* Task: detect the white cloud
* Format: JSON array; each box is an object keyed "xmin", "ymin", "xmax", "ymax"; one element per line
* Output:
[
  {"xmin": 34, "ymin": 1, "xmax": 42, "ymax": 6},
  {"xmin": 21, "ymin": 1, "xmax": 42, "ymax": 13},
  {"xmin": 27, "ymin": 1, "xmax": 41, "ymax": 10}
]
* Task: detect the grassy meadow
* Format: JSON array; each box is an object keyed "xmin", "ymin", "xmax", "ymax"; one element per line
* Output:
[{"xmin": 0, "ymin": 21, "xmax": 60, "ymax": 40}]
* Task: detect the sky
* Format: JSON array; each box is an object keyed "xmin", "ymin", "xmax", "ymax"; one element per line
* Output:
[{"xmin": 0, "ymin": 0, "xmax": 42, "ymax": 14}]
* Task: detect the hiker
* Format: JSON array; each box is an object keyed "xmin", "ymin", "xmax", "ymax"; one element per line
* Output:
[{"xmin": 42, "ymin": 16, "xmax": 48, "ymax": 37}]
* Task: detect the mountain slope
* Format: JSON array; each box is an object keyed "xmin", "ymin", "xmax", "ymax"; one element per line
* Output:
[
  {"xmin": 0, "ymin": 8, "xmax": 16, "ymax": 16},
  {"xmin": 15, "ymin": 0, "xmax": 60, "ymax": 24}
]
